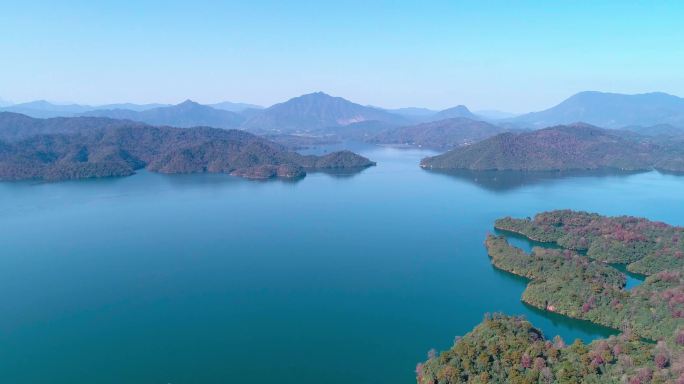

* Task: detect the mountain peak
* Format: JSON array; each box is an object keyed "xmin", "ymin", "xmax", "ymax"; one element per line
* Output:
[
  {"xmin": 242, "ymin": 92, "xmax": 407, "ymax": 132},
  {"xmin": 433, "ymin": 104, "xmax": 477, "ymax": 120},
  {"xmin": 178, "ymin": 99, "xmax": 200, "ymax": 106},
  {"xmin": 296, "ymin": 91, "xmax": 335, "ymax": 100},
  {"xmin": 443, "ymin": 105, "xmax": 471, "ymax": 112},
  {"xmin": 515, "ymin": 91, "xmax": 684, "ymax": 128}
]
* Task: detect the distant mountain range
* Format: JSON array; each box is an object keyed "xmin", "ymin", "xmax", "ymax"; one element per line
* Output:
[
  {"xmin": 0, "ymin": 100, "xmax": 175, "ymax": 118},
  {"xmin": 511, "ymin": 91, "xmax": 684, "ymax": 129},
  {"xmin": 4, "ymin": 90, "xmax": 684, "ymax": 180},
  {"xmin": 1, "ymin": 100, "xmax": 94, "ymax": 118},
  {"xmin": 420, "ymin": 124, "xmax": 684, "ymax": 172},
  {"xmin": 475, "ymin": 110, "xmax": 518, "ymax": 120},
  {"xmin": 4, "ymin": 91, "xmax": 684, "ymax": 140},
  {"xmin": 369, "ymin": 117, "xmax": 509, "ymax": 150},
  {"xmin": 0, "ymin": 112, "xmax": 375, "ymax": 181},
  {"xmin": 384, "ymin": 107, "xmax": 436, "ymax": 119},
  {"xmin": 431, "ymin": 105, "xmax": 478, "ymax": 121},
  {"xmin": 0, "ymin": 100, "xmax": 258, "ymax": 119},
  {"xmin": 384, "ymin": 105, "xmax": 484, "ymax": 123},
  {"xmin": 83, "ymin": 100, "xmax": 245, "ymax": 129},
  {"xmin": 209, "ymin": 101, "xmax": 263, "ymax": 112},
  {"xmin": 240, "ymin": 92, "xmax": 409, "ymax": 132}
]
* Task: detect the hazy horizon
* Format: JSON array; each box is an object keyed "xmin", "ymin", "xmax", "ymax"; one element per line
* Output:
[
  {"xmin": 3, "ymin": 90, "xmax": 684, "ymax": 117},
  {"xmin": 2, "ymin": 1, "xmax": 683, "ymax": 112}
]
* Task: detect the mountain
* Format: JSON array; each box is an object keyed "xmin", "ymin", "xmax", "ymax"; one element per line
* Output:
[
  {"xmin": 383, "ymin": 105, "xmax": 482, "ymax": 123},
  {"xmin": 512, "ymin": 91, "xmax": 684, "ymax": 128},
  {"xmin": 0, "ymin": 98, "xmax": 11, "ymax": 107},
  {"xmin": 96, "ymin": 103, "xmax": 170, "ymax": 111},
  {"xmin": 210, "ymin": 101, "xmax": 263, "ymax": 112},
  {"xmin": 1, "ymin": 100, "xmax": 93, "ymax": 118},
  {"xmin": 332, "ymin": 120, "xmax": 401, "ymax": 141},
  {"xmin": 370, "ymin": 117, "xmax": 508, "ymax": 150},
  {"xmin": 0, "ymin": 100, "xmax": 171, "ymax": 118},
  {"xmin": 240, "ymin": 92, "xmax": 408, "ymax": 132},
  {"xmin": 431, "ymin": 105, "xmax": 478, "ymax": 121},
  {"xmin": 384, "ymin": 107, "xmax": 437, "ymax": 120},
  {"xmin": 83, "ymin": 100, "xmax": 245, "ymax": 129},
  {"xmin": 0, "ymin": 112, "xmax": 374, "ymax": 181},
  {"xmin": 420, "ymin": 123, "xmax": 684, "ymax": 172},
  {"xmin": 0, "ymin": 112, "xmax": 147, "ymax": 141}
]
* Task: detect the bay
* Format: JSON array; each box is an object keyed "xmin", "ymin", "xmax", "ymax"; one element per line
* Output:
[{"xmin": 0, "ymin": 143, "xmax": 682, "ymax": 383}]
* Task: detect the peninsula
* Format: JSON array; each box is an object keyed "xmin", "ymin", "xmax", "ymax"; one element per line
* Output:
[{"xmin": 418, "ymin": 211, "xmax": 684, "ymax": 384}]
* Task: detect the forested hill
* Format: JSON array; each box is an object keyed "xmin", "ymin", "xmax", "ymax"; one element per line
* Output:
[
  {"xmin": 420, "ymin": 123, "xmax": 684, "ymax": 172},
  {"xmin": 369, "ymin": 117, "xmax": 508, "ymax": 150},
  {"xmin": 418, "ymin": 210, "xmax": 684, "ymax": 384},
  {"xmin": 0, "ymin": 112, "xmax": 375, "ymax": 181}
]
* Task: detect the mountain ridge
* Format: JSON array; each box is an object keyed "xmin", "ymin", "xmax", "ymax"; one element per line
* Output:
[
  {"xmin": 369, "ymin": 117, "xmax": 509, "ymax": 150},
  {"xmin": 511, "ymin": 91, "xmax": 684, "ymax": 128},
  {"xmin": 82, "ymin": 100, "xmax": 245, "ymax": 129},
  {"xmin": 240, "ymin": 92, "xmax": 408, "ymax": 132},
  {"xmin": 0, "ymin": 112, "xmax": 375, "ymax": 181},
  {"xmin": 420, "ymin": 123, "xmax": 684, "ymax": 172}
]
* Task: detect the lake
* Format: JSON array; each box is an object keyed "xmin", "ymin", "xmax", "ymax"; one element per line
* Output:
[{"xmin": 1, "ymin": 143, "xmax": 683, "ymax": 384}]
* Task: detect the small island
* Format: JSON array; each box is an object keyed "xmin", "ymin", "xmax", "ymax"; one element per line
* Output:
[{"xmin": 418, "ymin": 210, "xmax": 684, "ymax": 384}]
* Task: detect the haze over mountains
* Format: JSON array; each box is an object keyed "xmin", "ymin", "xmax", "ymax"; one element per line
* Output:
[
  {"xmin": 4, "ymin": 90, "xmax": 684, "ymax": 132},
  {"xmin": 240, "ymin": 92, "xmax": 409, "ymax": 132},
  {"xmin": 83, "ymin": 100, "xmax": 246, "ymax": 129},
  {"xmin": 369, "ymin": 117, "xmax": 509, "ymax": 150},
  {"xmin": 0, "ymin": 100, "xmax": 260, "ymax": 119},
  {"xmin": 511, "ymin": 91, "xmax": 684, "ymax": 129},
  {"xmin": 2, "ymin": 90, "xmax": 684, "ymax": 154},
  {"xmin": 0, "ymin": 100, "xmax": 170, "ymax": 118},
  {"xmin": 209, "ymin": 101, "xmax": 263, "ymax": 112}
]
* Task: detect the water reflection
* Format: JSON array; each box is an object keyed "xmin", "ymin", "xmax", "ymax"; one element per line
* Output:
[
  {"xmin": 312, "ymin": 166, "xmax": 373, "ymax": 179},
  {"xmin": 521, "ymin": 302, "xmax": 619, "ymax": 340},
  {"xmin": 424, "ymin": 169, "xmax": 644, "ymax": 192}
]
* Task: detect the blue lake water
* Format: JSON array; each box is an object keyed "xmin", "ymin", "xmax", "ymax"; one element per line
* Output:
[{"xmin": 0, "ymin": 143, "xmax": 682, "ymax": 383}]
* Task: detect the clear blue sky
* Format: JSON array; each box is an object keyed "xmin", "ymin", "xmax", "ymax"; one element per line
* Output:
[{"xmin": 1, "ymin": 1, "xmax": 683, "ymax": 112}]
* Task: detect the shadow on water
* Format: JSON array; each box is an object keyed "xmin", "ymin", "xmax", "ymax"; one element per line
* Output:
[
  {"xmin": 495, "ymin": 228, "xmax": 646, "ymax": 290},
  {"xmin": 521, "ymin": 302, "xmax": 619, "ymax": 340},
  {"xmin": 490, "ymin": 266, "xmax": 619, "ymax": 341},
  {"xmin": 423, "ymin": 169, "xmax": 645, "ymax": 192},
  {"xmin": 147, "ymin": 166, "xmax": 374, "ymax": 186},
  {"xmin": 493, "ymin": 228, "xmax": 559, "ymax": 253},
  {"xmin": 610, "ymin": 263, "xmax": 646, "ymax": 290},
  {"xmin": 311, "ymin": 165, "xmax": 374, "ymax": 179}
]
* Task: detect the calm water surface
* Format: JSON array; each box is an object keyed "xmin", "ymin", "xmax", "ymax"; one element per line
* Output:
[{"xmin": 1, "ymin": 144, "xmax": 683, "ymax": 383}]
